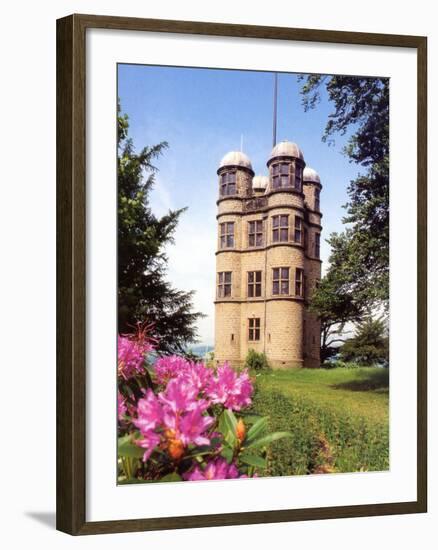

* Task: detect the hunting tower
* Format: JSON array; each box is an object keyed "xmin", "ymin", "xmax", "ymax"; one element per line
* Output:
[{"xmin": 214, "ymin": 141, "xmax": 322, "ymax": 368}]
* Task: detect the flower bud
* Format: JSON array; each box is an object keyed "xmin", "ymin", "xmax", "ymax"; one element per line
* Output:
[
  {"xmin": 168, "ymin": 438, "xmax": 185, "ymax": 460},
  {"xmin": 236, "ymin": 418, "xmax": 246, "ymax": 442}
]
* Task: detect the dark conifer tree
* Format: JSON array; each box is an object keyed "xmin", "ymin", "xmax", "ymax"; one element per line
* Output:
[{"xmin": 117, "ymin": 107, "xmax": 203, "ymax": 354}]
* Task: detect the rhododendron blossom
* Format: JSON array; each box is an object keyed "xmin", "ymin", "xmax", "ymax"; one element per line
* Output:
[
  {"xmin": 133, "ymin": 379, "xmax": 215, "ymax": 462},
  {"xmin": 207, "ymin": 363, "xmax": 253, "ymax": 411},
  {"xmin": 133, "ymin": 390, "xmax": 163, "ymax": 433},
  {"xmin": 179, "ymin": 361, "xmax": 212, "ymax": 394},
  {"xmin": 135, "ymin": 430, "xmax": 162, "ymax": 462},
  {"xmin": 158, "ymin": 377, "xmax": 201, "ymax": 414},
  {"xmin": 118, "ymin": 392, "xmax": 127, "ymax": 421},
  {"xmin": 119, "ymin": 340, "xmax": 263, "ymax": 480},
  {"xmin": 183, "ymin": 458, "xmax": 241, "ymax": 481},
  {"xmin": 154, "ymin": 355, "xmax": 193, "ymax": 384},
  {"xmin": 117, "ymin": 334, "xmax": 153, "ymax": 380}
]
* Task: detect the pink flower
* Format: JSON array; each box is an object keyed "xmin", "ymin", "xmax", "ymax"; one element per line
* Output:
[
  {"xmin": 180, "ymin": 362, "xmax": 213, "ymax": 394},
  {"xmin": 118, "ymin": 334, "xmax": 153, "ymax": 380},
  {"xmin": 154, "ymin": 355, "xmax": 192, "ymax": 384},
  {"xmin": 133, "ymin": 390, "xmax": 163, "ymax": 433},
  {"xmin": 178, "ymin": 407, "xmax": 214, "ymax": 446},
  {"xmin": 159, "ymin": 392, "xmax": 213, "ymax": 448},
  {"xmin": 118, "ymin": 392, "xmax": 127, "ymax": 421},
  {"xmin": 136, "ymin": 430, "xmax": 162, "ymax": 462},
  {"xmin": 207, "ymin": 363, "xmax": 254, "ymax": 411},
  {"xmin": 129, "ymin": 359, "xmax": 253, "ymax": 466},
  {"xmin": 183, "ymin": 458, "xmax": 241, "ymax": 481},
  {"xmin": 133, "ymin": 383, "xmax": 214, "ymax": 462},
  {"xmin": 158, "ymin": 377, "xmax": 200, "ymax": 414}
]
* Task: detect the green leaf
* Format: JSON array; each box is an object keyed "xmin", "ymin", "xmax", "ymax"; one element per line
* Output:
[
  {"xmin": 118, "ymin": 435, "xmax": 144, "ymax": 459},
  {"xmin": 160, "ymin": 472, "xmax": 182, "ymax": 482},
  {"xmin": 184, "ymin": 445, "xmax": 217, "ymax": 460},
  {"xmin": 245, "ymin": 417, "xmax": 268, "ymax": 445},
  {"xmin": 218, "ymin": 410, "xmax": 237, "ymax": 447},
  {"xmin": 243, "ymin": 414, "xmax": 263, "ymax": 425},
  {"xmin": 244, "ymin": 431, "xmax": 293, "ymax": 450},
  {"xmin": 224, "ymin": 408, "xmax": 238, "ymax": 433},
  {"xmin": 239, "ymin": 453, "xmax": 267, "ymax": 469},
  {"xmin": 220, "ymin": 446, "xmax": 234, "ymax": 464},
  {"xmin": 210, "ymin": 436, "xmax": 222, "ymax": 447}
]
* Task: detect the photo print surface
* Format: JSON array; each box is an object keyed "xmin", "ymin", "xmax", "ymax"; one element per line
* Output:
[{"xmin": 116, "ymin": 64, "xmax": 389, "ymax": 484}]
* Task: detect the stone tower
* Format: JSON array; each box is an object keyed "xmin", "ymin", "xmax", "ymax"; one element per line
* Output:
[{"xmin": 214, "ymin": 141, "xmax": 322, "ymax": 368}]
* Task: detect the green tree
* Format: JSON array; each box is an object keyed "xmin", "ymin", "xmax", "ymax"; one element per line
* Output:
[
  {"xmin": 310, "ymin": 232, "xmax": 363, "ymax": 362},
  {"xmin": 339, "ymin": 317, "xmax": 389, "ymax": 366},
  {"xmin": 300, "ymin": 75, "xmax": 389, "ymax": 308},
  {"xmin": 118, "ymin": 107, "xmax": 203, "ymax": 354}
]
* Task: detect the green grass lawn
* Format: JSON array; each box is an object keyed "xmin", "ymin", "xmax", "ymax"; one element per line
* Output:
[{"xmin": 250, "ymin": 367, "xmax": 389, "ymax": 476}]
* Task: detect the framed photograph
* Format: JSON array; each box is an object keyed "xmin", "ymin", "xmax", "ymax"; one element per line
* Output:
[{"xmin": 56, "ymin": 14, "xmax": 427, "ymax": 535}]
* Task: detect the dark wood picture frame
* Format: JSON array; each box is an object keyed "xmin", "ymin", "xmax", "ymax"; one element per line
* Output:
[{"xmin": 56, "ymin": 13, "xmax": 427, "ymax": 535}]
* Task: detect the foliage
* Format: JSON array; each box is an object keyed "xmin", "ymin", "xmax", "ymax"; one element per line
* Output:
[
  {"xmin": 339, "ymin": 317, "xmax": 389, "ymax": 366},
  {"xmin": 245, "ymin": 349, "xmax": 270, "ymax": 371},
  {"xmin": 251, "ymin": 368, "xmax": 389, "ymax": 475},
  {"xmin": 309, "ymin": 235, "xmax": 363, "ymax": 360},
  {"xmin": 117, "ymin": 327, "xmax": 292, "ymax": 483},
  {"xmin": 300, "ymin": 75, "xmax": 389, "ymax": 312},
  {"xmin": 118, "ymin": 105, "xmax": 203, "ymax": 354},
  {"xmin": 322, "ymin": 359, "xmax": 359, "ymax": 370}
]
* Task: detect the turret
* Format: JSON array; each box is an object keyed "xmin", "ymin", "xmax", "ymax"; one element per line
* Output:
[
  {"xmin": 266, "ymin": 141, "xmax": 305, "ymax": 193},
  {"xmin": 303, "ymin": 166, "xmax": 322, "ymax": 212},
  {"xmin": 217, "ymin": 151, "xmax": 254, "ymax": 198},
  {"xmin": 252, "ymin": 175, "xmax": 269, "ymax": 196}
]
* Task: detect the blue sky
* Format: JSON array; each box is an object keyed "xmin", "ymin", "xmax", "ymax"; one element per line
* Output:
[{"xmin": 118, "ymin": 65, "xmax": 361, "ymax": 346}]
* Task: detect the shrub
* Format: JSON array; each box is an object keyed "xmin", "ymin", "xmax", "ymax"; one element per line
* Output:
[
  {"xmin": 322, "ymin": 359, "xmax": 359, "ymax": 369},
  {"xmin": 245, "ymin": 349, "xmax": 270, "ymax": 371},
  {"xmin": 339, "ymin": 317, "xmax": 389, "ymax": 367},
  {"xmin": 117, "ymin": 328, "xmax": 290, "ymax": 483}
]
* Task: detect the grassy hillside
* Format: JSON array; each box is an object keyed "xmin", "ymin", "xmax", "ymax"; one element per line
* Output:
[{"xmin": 250, "ymin": 367, "xmax": 389, "ymax": 476}]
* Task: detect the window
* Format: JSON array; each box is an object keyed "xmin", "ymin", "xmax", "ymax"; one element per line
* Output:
[
  {"xmin": 272, "ymin": 267, "xmax": 289, "ymax": 295},
  {"xmin": 295, "ymin": 268, "xmax": 304, "ymax": 297},
  {"xmin": 295, "ymin": 166, "xmax": 302, "ymax": 191},
  {"xmin": 272, "ymin": 162, "xmax": 290, "ymax": 188},
  {"xmin": 304, "ymin": 227, "xmax": 308, "ymax": 252},
  {"xmin": 294, "ymin": 216, "xmax": 302, "ymax": 243},
  {"xmin": 217, "ymin": 272, "xmax": 231, "ymax": 297},
  {"xmin": 247, "ymin": 271, "xmax": 262, "ymax": 297},
  {"xmin": 248, "ymin": 318, "xmax": 261, "ymax": 341},
  {"xmin": 220, "ymin": 172, "xmax": 236, "ymax": 196},
  {"xmin": 315, "ymin": 233, "xmax": 321, "ymax": 258},
  {"xmin": 219, "ymin": 222, "xmax": 234, "ymax": 248},
  {"xmin": 248, "ymin": 220, "xmax": 263, "ymax": 247},
  {"xmin": 272, "ymin": 215, "xmax": 289, "ymax": 242},
  {"xmin": 315, "ymin": 188, "xmax": 320, "ymax": 210}
]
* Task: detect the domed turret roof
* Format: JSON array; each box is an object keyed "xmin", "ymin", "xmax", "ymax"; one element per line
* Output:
[
  {"xmin": 303, "ymin": 166, "xmax": 321, "ymax": 184},
  {"xmin": 268, "ymin": 140, "xmax": 304, "ymax": 163},
  {"xmin": 219, "ymin": 151, "xmax": 253, "ymax": 171},
  {"xmin": 252, "ymin": 175, "xmax": 269, "ymax": 191}
]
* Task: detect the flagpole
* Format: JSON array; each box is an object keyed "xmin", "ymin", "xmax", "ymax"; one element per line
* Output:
[{"xmin": 272, "ymin": 72, "xmax": 278, "ymax": 147}]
